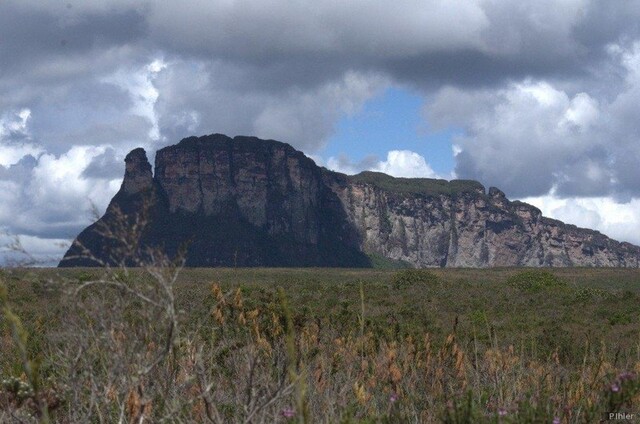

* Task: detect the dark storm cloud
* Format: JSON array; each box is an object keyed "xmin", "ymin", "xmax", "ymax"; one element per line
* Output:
[
  {"xmin": 4, "ymin": 0, "xmax": 639, "ymax": 146},
  {"xmin": 0, "ymin": 2, "xmax": 148, "ymax": 77},
  {"xmin": 3, "ymin": 1, "xmax": 640, "ymax": 96},
  {"xmin": 138, "ymin": 0, "xmax": 640, "ymax": 89},
  {"xmin": 572, "ymin": 1, "xmax": 640, "ymax": 48},
  {"xmin": 152, "ymin": 59, "xmax": 388, "ymax": 151},
  {"xmin": 382, "ymin": 49, "xmax": 588, "ymax": 91}
]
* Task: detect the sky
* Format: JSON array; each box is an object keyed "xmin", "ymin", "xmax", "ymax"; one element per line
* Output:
[{"xmin": 1, "ymin": 0, "xmax": 640, "ymax": 264}]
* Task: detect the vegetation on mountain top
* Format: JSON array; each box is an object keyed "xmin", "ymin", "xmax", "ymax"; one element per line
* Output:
[{"xmin": 349, "ymin": 171, "xmax": 485, "ymax": 196}]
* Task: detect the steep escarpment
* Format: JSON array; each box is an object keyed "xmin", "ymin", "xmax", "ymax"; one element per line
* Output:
[
  {"xmin": 60, "ymin": 134, "xmax": 368, "ymax": 267},
  {"xmin": 59, "ymin": 134, "xmax": 640, "ymax": 268},
  {"xmin": 327, "ymin": 173, "xmax": 640, "ymax": 267}
]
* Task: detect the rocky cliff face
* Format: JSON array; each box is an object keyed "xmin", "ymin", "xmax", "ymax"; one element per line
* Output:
[
  {"xmin": 59, "ymin": 134, "xmax": 640, "ymax": 268},
  {"xmin": 60, "ymin": 134, "xmax": 367, "ymax": 267},
  {"xmin": 328, "ymin": 173, "xmax": 640, "ymax": 267}
]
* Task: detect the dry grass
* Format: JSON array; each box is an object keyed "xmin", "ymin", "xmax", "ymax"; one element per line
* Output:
[{"xmin": 1, "ymin": 266, "xmax": 640, "ymax": 423}]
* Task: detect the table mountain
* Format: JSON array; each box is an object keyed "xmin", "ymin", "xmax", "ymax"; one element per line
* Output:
[{"xmin": 59, "ymin": 134, "xmax": 640, "ymax": 268}]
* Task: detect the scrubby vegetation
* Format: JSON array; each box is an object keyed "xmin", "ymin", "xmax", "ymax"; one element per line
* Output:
[
  {"xmin": 506, "ymin": 269, "xmax": 568, "ymax": 293},
  {"xmin": 366, "ymin": 253, "xmax": 412, "ymax": 270},
  {"xmin": 1, "ymin": 266, "xmax": 640, "ymax": 422},
  {"xmin": 391, "ymin": 269, "xmax": 440, "ymax": 289},
  {"xmin": 349, "ymin": 171, "xmax": 485, "ymax": 196}
]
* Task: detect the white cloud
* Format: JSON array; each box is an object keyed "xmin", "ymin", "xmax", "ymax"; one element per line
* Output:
[
  {"xmin": 327, "ymin": 150, "xmax": 439, "ymax": 178},
  {"xmin": 562, "ymin": 92, "xmax": 599, "ymax": 131},
  {"xmin": 102, "ymin": 58, "xmax": 167, "ymax": 142},
  {"xmin": 519, "ymin": 193, "xmax": 640, "ymax": 245},
  {"xmin": 0, "ymin": 143, "xmax": 43, "ymax": 167},
  {"xmin": 420, "ymin": 40, "xmax": 640, "ymax": 245},
  {"xmin": 428, "ymin": 79, "xmax": 615, "ymax": 197},
  {"xmin": 620, "ymin": 41, "xmax": 640, "ymax": 81},
  {"xmin": 0, "ymin": 108, "xmax": 31, "ymax": 137},
  {"xmin": 426, "ymin": 39, "xmax": 640, "ymax": 200},
  {"xmin": 32, "ymin": 146, "xmax": 115, "ymax": 202},
  {"xmin": 0, "ymin": 145, "xmax": 122, "ymax": 239},
  {"xmin": 0, "ymin": 108, "xmax": 44, "ymax": 167},
  {"xmin": 326, "ymin": 155, "xmax": 373, "ymax": 175},
  {"xmin": 375, "ymin": 150, "xmax": 438, "ymax": 178}
]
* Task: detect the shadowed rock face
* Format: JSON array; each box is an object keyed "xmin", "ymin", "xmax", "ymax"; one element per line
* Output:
[
  {"xmin": 122, "ymin": 148, "xmax": 153, "ymax": 195},
  {"xmin": 60, "ymin": 134, "xmax": 368, "ymax": 267},
  {"xmin": 59, "ymin": 134, "xmax": 640, "ymax": 268}
]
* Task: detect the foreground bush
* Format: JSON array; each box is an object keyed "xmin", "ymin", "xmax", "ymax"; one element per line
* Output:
[{"xmin": 2, "ymin": 266, "xmax": 640, "ymax": 423}]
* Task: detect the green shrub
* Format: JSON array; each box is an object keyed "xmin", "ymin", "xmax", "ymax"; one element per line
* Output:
[
  {"xmin": 574, "ymin": 287, "xmax": 612, "ymax": 302},
  {"xmin": 391, "ymin": 269, "xmax": 439, "ymax": 289},
  {"xmin": 469, "ymin": 309, "xmax": 488, "ymax": 328},
  {"xmin": 507, "ymin": 270, "xmax": 567, "ymax": 293},
  {"xmin": 608, "ymin": 312, "xmax": 633, "ymax": 326},
  {"xmin": 349, "ymin": 171, "xmax": 484, "ymax": 196}
]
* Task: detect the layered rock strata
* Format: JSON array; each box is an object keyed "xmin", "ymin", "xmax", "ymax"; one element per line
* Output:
[{"xmin": 59, "ymin": 134, "xmax": 640, "ymax": 267}]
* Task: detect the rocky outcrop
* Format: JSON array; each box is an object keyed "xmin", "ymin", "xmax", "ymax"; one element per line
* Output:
[
  {"xmin": 329, "ymin": 173, "xmax": 639, "ymax": 267},
  {"xmin": 60, "ymin": 134, "xmax": 367, "ymax": 267},
  {"xmin": 122, "ymin": 148, "xmax": 153, "ymax": 195},
  {"xmin": 59, "ymin": 134, "xmax": 640, "ymax": 268}
]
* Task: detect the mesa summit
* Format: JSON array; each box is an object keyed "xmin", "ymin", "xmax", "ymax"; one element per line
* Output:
[{"xmin": 59, "ymin": 134, "xmax": 640, "ymax": 268}]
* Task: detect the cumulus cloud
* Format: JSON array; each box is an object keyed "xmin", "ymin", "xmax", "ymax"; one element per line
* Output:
[
  {"xmin": 327, "ymin": 150, "xmax": 439, "ymax": 178},
  {"xmin": 3, "ymin": 0, "xmax": 640, "ymax": 161},
  {"xmin": 0, "ymin": 108, "xmax": 31, "ymax": 140},
  {"xmin": 0, "ymin": 141, "xmax": 123, "ymax": 264},
  {"xmin": 428, "ymin": 40, "xmax": 640, "ymax": 200},
  {"xmin": 375, "ymin": 151, "xmax": 439, "ymax": 178},
  {"xmin": 103, "ymin": 59, "xmax": 167, "ymax": 142},
  {"xmin": 0, "ymin": 144, "xmax": 42, "ymax": 168},
  {"xmin": 520, "ymin": 194, "xmax": 640, "ymax": 246},
  {"xmin": 0, "ymin": 108, "xmax": 43, "ymax": 167},
  {"xmin": 424, "ymin": 40, "xmax": 640, "ymax": 243},
  {"xmin": 0, "ymin": 145, "xmax": 121, "ymax": 240},
  {"xmin": 326, "ymin": 154, "xmax": 382, "ymax": 175},
  {"xmin": 428, "ymin": 80, "xmax": 607, "ymax": 197}
]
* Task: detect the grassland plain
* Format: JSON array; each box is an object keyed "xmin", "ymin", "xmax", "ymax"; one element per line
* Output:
[{"xmin": 1, "ymin": 266, "xmax": 640, "ymax": 422}]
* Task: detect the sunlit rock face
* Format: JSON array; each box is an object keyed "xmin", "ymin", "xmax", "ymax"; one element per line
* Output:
[
  {"xmin": 330, "ymin": 177, "xmax": 640, "ymax": 268},
  {"xmin": 59, "ymin": 134, "xmax": 640, "ymax": 268}
]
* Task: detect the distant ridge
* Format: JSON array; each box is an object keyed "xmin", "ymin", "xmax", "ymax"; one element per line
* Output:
[{"xmin": 59, "ymin": 133, "xmax": 640, "ymax": 268}]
